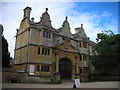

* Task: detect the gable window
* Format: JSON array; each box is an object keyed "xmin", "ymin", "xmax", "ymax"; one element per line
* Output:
[{"xmin": 43, "ymin": 30, "xmax": 51, "ymax": 39}]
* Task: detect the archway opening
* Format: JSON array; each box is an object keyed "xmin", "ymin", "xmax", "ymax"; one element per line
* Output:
[{"xmin": 59, "ymin": 58, "xmax": 72, "ymax": 81}]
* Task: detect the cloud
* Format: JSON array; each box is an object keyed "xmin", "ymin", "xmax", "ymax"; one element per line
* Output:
[
  {"xmin": 68, "ymin": 12, "xmax": 102, "ymax": 40},
  {"xmin": 68, "ymin": 10, "xmax": 117, "ymax": 42},
  {"xmin": 103, "ymin": 19, "xmax": 118, "ymax": 34},
  {"xmin": 102, "ymin": 11, "xmax": 112, "ymax": 17},
  {"xmin": 2, "ymin": 2, "xmax": 77, "ymax": 57},
  {"xmin": 1, "ymin": 2, "xmax": 118, "ymax": 58}
]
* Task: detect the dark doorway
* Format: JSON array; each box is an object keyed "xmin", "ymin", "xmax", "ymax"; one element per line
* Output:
[{"xmin": 59, "ymin": 58, "xmax": 72, "ymax": 81}]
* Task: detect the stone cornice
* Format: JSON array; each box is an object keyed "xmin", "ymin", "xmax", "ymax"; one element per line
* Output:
[
  {"xmin": 15, "ymin": 26, "xmax": 40, "ymax": 37},
  {"xmin": 14, "ymin": 43, "xmax": 80, "ymax": 54},
  {"xmin": 14, "ymin": 44, "xmax": 53, "ymax": 51},
  {"xmin": 13, "ymin": 62, "xmax": 52, "ymax": 66}
]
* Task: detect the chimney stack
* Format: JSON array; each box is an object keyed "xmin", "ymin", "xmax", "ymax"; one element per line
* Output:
[{"xmin": 23, "ymin": 6, "xmax": 32, "ymax": 19}]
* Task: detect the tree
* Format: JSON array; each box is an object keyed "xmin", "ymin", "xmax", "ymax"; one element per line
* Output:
[
  {"xmin": 90, "ymin": 30, "xmax": 120, "ymax": 76},
  {"xmin": 1, "ymin": 25, "xmax": 10, "ymax": 68}
]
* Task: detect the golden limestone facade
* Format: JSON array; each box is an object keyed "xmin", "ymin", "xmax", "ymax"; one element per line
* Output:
[{"xmin": 13, "ymin": 7, "xmax": 96, "ymax": 82}]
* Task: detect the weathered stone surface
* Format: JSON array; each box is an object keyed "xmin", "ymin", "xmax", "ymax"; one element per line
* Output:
[
  {"xmin": 13, "ymin": 7, "xmax": 96, "ymax": 82},
  {"xmin": 2, "ymin": 71, "xmax": 50, "ymax": 83}
]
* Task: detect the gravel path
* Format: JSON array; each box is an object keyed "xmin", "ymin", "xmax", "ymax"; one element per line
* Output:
[{"xmin": 2, "ymin": 81, "xmax": 119, "ymax": 88}]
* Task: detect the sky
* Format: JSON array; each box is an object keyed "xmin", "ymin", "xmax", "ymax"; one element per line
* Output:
[{"xmin": 0, "ymin": 1, "xmax": 119, "ymax": 58}]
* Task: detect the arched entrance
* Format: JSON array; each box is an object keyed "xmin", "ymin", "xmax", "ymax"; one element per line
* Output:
[{"xmin": 59, "ymin": 58, "xmax": 72, "ymax": 80}]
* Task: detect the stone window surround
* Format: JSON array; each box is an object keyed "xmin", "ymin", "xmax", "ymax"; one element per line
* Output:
[
  {"xmin": 36, "ymin": 65, "xmax": 40, "ymax": 71},
  {"xmin": 79, "ymin": 41, "xmax": 88, "ymax": 48},
  {"xmin": 79, "ymin": 67, "xmax": 89, "ymax": 73},
  {"xmin": 43, "ymin": 30, "xmax": 51, "ymax": 39},
  {"xmin": 42, "ymin": 47, "xmax": 50, "ymax": 55},
  {"xmin": 38, "ymin": 47, "xmax": 40, "ymax": 54},
  {"xmin": 80, "ymin": 54, "xmax": 89, "ymax": 61},
  {"xmin": 41, "ymin": 65, "xmax": 50, "ymax": 72}
]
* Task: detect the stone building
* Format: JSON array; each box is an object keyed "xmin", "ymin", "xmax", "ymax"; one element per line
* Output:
[{"xmin": 13, "ymin": 6, "xmax": 96, "ymax": 82}]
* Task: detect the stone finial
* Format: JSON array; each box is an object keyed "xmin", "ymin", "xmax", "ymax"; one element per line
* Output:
[
  {"xmin": 16, "ymin": 29, "xmax": 19, "ymax": 34},
  {"xmin": 31, "ymin": 17, "xmax": 34, "ymax": 22},
  {"xmin": 16, "ymin": 29, "xmax": 19, "ymax": 32},
  {"xmin": 81, "ymin": 23, "xmax": 83, "ymax": 28},
  {"xmin": 62, "ymin": 16, "xmax": 70, "ymax": 28},
  {"xmin": 65, "ymin": 16, "xmax": 68, "ymax": 21},
  {"xmin": 46, "ymin": 8, "xmax": 48, "ymax": 12},
  {"xmin": 40, "ymin": 8, "xmax": 52, "ymax": 27}
]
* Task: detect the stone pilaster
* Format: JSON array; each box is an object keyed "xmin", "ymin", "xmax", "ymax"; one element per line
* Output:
[
  {"xmin": 54, "ymin": 49, "xmax": 59, "ymax": 73},
  {"xmin": 74, "ymin": 55, "xmax": 80, "ymax": 79},
  {"xmin": 56, "ymin": 54, "xmax": 59, "ymax": 72}
]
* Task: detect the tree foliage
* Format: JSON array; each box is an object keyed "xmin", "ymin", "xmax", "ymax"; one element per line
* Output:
[
  {"xmin": 2, "ymin": 33, "xmax": 10, "ymax": 68},
  {"xmin": 91, "ymin": 30, "xmax": 120, "ymax": 75}
]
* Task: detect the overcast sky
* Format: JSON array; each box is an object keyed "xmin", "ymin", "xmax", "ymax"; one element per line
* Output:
[{"xmin": 1, "ymin": 1, "xmax": 119, "ymax": 58}]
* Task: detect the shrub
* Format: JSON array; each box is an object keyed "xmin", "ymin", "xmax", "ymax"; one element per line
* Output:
[{"xmin": 48, "ymin": 77, "xmax": 61, "ymax": 84}]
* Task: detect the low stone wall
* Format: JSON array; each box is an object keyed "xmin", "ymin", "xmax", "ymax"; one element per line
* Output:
[
  {"xmin": 2, "ymin": 72, "xmax": 51, "ymax": 83},
  {"xmin": 91, "ymin": 75, "xmax": 119, "ymax": 81},
  {"xmin": 80, "ymin": 76, "xmax": 89, "ymax": 82}
]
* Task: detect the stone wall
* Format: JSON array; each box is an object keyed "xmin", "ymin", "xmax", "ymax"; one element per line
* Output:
[
  {"xmin": 91, "ymin": 75, "xmax": 119, "ymax": 81},
  {"xmin": 2, "ymin": 71, "xmax": 51, "ymax": 83}
]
